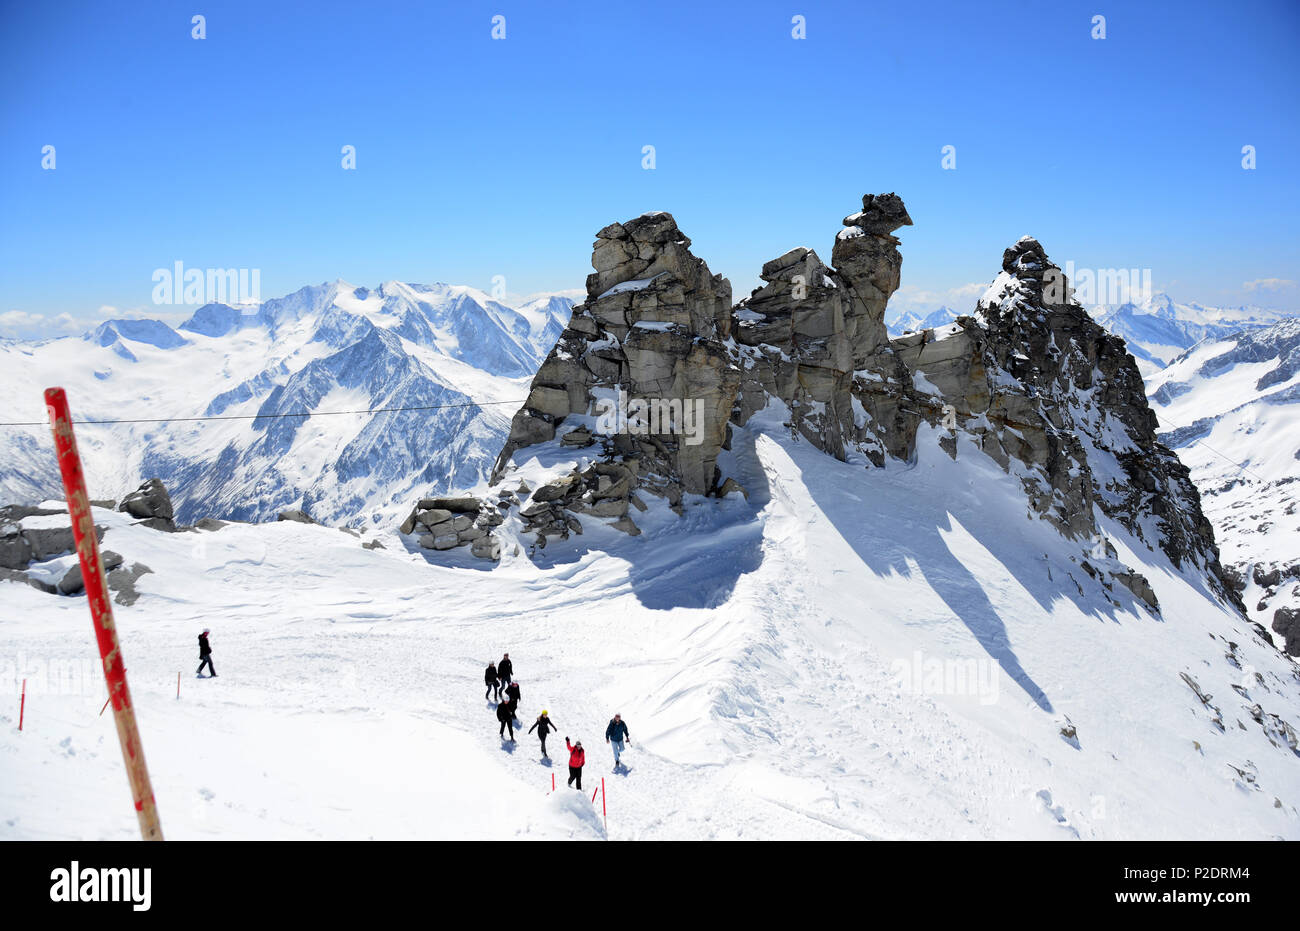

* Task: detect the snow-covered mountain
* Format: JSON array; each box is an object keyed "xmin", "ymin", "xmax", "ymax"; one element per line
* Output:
[
  {"xmin": 0, "ymin": 282, "xmax": 573, "ymax": 526},
  {"xmin": 1146, "ymin": 319, "xmax": 1300, "ymax": 654},
  {"xmin": 2, "ymin": 203, "xmax": 1298, "ymax": 841},
  {"xmin": 1094, "ymin": 293, "xmax": 1295, "ymax": 376},
  {"xmin": 885, "ymin": 305, "xmax": 959, "ymax": 337}
]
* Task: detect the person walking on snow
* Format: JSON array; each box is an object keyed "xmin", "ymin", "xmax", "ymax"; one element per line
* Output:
[
  {"xmin": 505, "ymin": 679, "xmax": 521, "ymax": 717},
  {"xmin": 496, "ymin": 699, "xmax": 516, "ymax": 741},
  {"xmin": 528, "ymin": 710, "xmax": 557, "ymax": 759},
  {"xmin": 565, "ymin": 737, "xmax": 585, "ymax": 790},
  {"xmin": 196, "ymin": 629, "xmax": 217, "ymax": 678},
  {"xmin": 484, "ymin": 662, "xmax": 501, "ymax": 701},
  {"xmin": 605, "ymin": 713, "xmax": 630, "ymax": 770},
  {"xmin": 497, "ymin": 653, "xmax": 514, "ymax": 686}
]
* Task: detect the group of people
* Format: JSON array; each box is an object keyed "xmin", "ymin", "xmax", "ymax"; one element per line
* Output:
[{"xmin": 483, "ymin": 654, "xmax": 633, "ymax": 791}]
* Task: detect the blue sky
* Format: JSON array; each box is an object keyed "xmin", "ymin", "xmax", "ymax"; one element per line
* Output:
[{"xmin": 1, "ymin": 0, "xmax": 1297, "ymax": 333}]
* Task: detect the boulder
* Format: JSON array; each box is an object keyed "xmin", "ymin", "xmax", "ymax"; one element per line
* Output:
[
  {"xmin": 57, "ymin": 550, "xmax": 125, "ymax": 595},
  {"xmin": 1272, "ymin": 608, "xmax": 1300, "ymax": 656},
  {"xmin": 417, "ymin": 508, "xmax": 454, "ymax": 528},
  {"xmin": 277, "ymin": 509, "xmax": 315, "ymax": 524},
  {"xmin": 0, "ymin": 529, "xmax": 33, "ymax": 570},
  {"xmin": 119, "ymin": 479, "xmax": 177, "ymax": 531}
]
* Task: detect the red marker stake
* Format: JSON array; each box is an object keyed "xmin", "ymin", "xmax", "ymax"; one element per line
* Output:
[
  {"xmin": 18, "ymin": 678, "xmax": 25, "ymax": 731},
  {"xmin": 601, "ymin": 778, "xmax": 607, "ymax": 835},
  {"xmin": 45, "ymin": 387, "xmax": 163, "ymax": 841},
  {"xmin": 100, "ymin": 695, "xmax": 111, "ymax": 717},
  {"xmin": 551, "ymin": 773, "xmax": 555, "ymax": 793}
]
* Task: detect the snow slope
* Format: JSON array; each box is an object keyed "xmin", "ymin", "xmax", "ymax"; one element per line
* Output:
[
  {"xmin": 3, "ymin": 407, "xmax": 1297, "ymax": 840},
  {"xmin": 0, "ymin": 283, "xmax": 573, "ymax": 528}
]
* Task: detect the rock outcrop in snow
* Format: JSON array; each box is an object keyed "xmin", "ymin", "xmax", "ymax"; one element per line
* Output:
[
  {"xmin": 409, "ymin": 194, "xmax": 1248, "ymax": 626},
  {"xmin": 119, "ymin": 478, "xmax": 177, "ymax": 532}
]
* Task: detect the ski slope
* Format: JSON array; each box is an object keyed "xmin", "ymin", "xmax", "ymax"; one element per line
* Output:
[{"xmin": 2, "ymin": 411, "xmax": 1298, "ymax": 840}]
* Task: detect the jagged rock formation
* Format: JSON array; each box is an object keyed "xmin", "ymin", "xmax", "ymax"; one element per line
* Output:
[
  {"xmin": 492, "ymin": 212, "xmax": 738, "ymax": 497},
  {"xmin": 731, "ymin": 194, "xmax": 925, "ymax": 465},
  {"xmin": 894, "ymin": 236, "xmax": 1239, "ymax": 611},
  {"xmin": 404, "ymin": 194, "xmax": 1245, "ymax": 620}
]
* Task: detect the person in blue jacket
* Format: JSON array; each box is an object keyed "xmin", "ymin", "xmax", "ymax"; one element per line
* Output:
[{"xmin": 605, "ymin": 713, "xmax": 630, "ymax": 771}]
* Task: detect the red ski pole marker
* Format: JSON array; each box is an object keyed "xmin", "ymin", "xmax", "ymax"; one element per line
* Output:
[
  {"xmin": 45, "ymin": 387, "xmax": 163, "ymax": 841},
  {"xmin": 18, "ymin": 678, "xmax": 25, "ymax": 731}
]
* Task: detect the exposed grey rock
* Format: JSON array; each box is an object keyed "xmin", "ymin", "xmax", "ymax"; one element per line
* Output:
[
  {"xmin": 107, "ymin": 562, "xmax": 153, "ymax": 606},
  {"xmin": 491, "ymin": 211, "xmax": 740, "ymax": 499},
  {"xmin": 0, "ymin": 505, "xmax": 63, "ymax": 521},
  {"xmin": 417, "ymin": 508, "xmax": 454, "ymax": 528},
  {"xmin": 420, "ymin": 497, "xmax": 480, "ymax": 514},
  {"xmin": 276, "ymin": 508, "xmax": 315, "ymax": 524},
  {"xmin": 120, "ymin": 478, "xmax": 177, "ymax": 531},
  {"xmin": 194, "ymin": 517, "xmax": 229, "ymax": 531},
  {"xmin": 1273, "ymin": 607, "xmax": 1300, "ymax": 656},
  {"xmin": 0, "ymin": 529, "xmax": 33, "ymax": 570},
  {"xmin": 23, "ymin": 525, "xmax": 104, "ymax": 561},
  {"xmin": 57, "ymin": 551, "xmax": 125, "ymax": 595}
]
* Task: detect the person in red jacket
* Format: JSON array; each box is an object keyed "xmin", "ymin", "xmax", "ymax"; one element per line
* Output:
[{"xmin": 565, "ymin": 737, "xmax": 585, "ymax": 791}]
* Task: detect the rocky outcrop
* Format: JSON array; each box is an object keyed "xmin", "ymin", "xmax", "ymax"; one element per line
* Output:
[
  {"xmin": 403, "ymin": 194, "xmax": 1244, "ymax": 618},
  {"xmin": 492, "ymin": 212, "xmax": 740, "ymax": 498},
  {"xmin": 0, "ymin": 502, "xmax": 141, "ymax": 599},
  {"xmin": 399, "ymin": 495, "xmax": 503, "ymax": 560},
  {"xmin": 119, "ymin": 478, "xmax": 177, "ymax": 532},
  {"xmin": 891, "ymin": 235, "xmax": 1239, "ymax": 610},
  {"xmin": 1, "ymin": 513, "xmax": 105, "ymax": 570},
  {"xmin": 731, "ymin": 193, "xmax": 927, "ymax": 466},
  {"xmin": 276, "ymin": 508, "xmax": 315, "ymax": 525}
]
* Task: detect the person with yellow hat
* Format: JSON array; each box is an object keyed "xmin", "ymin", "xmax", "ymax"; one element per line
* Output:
[{"xmin": 528, "ymin": 709, "xmax": 558, "ymax": 760}]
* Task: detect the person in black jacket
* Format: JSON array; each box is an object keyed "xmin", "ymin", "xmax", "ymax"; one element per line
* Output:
[
  {"xmin": 196, "ymin": 629, "xmax": 216, "ymax": 678},
  {"xmin": 497, "ymin": 653, "xmax": 514, "ymax": 686},
  {"xmin": 605, "ymin": 713, "xmax": 631, "ymax": 770},
  {"xmin": 504, "ymin": 679, "xmax": 521, "ymax": 717},
  {"xmin": 496, "ymin": 700, "xmax": 515, "ymax": 741},
  {"xmin": 484, "ymin": 662, "xmax": 500, "ymax": 701},
  {"xmin": 527, "ymin": 710, "xmax": 557, "ymax": 759}
]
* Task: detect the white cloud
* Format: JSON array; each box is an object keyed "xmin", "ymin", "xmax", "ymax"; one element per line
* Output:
[
  {"xmin": 0, "ymin": 310, "xmax": 88, "ymax": 339},
  {"xmin": 890, "ymin": 282, "xmax": 988, "ymax": 313},
  {"xmin": 1243, "ymin": 278, "xmax": 1296, "ymax": 293}
]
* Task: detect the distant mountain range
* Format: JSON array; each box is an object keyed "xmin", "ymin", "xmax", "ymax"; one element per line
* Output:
[
  {"xmin": 1145, "ymin": 318, "xmax": 1300, "ymax": 652},
  {"xmin": 0, "ymin": 282, "xmax": 573, "ymax": 526}
]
